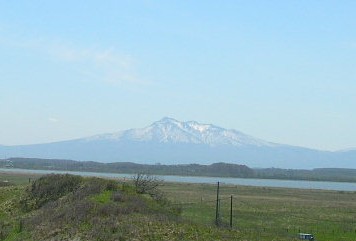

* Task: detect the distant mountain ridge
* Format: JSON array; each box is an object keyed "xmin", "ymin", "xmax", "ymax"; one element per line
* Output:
[
  {"xmin": 0, "ymin": 117, "xmax": 355, "ymax": 169},
  {"xmin": 86, "ymin": 117, "xmax": 276, "ymax": 147}
]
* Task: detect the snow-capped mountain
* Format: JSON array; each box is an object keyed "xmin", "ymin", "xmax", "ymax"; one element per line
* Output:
[
  {"xmin": 86, "ymin": 117, "xmax": 275, "ymax": 147},
  {"xmin": 0, "ymin": 117, "xmax": 355, "ymax": 169}
]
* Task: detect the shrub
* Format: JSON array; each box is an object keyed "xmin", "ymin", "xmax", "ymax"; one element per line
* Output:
[
  {"xmin": 133, "ymin": 173, "xmax": 166, "ymax": 202},
  {"xmin": 20, "ymin": 174, "xmax": 82, "ymax": 211}
]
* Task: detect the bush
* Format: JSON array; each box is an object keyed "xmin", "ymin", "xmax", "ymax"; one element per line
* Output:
[
  {"xmin": 133, "ymin": 173, "xmax": 165, "ymax": 202},
  {"xmin": 20, "ymin": 174, "xmax": 82, "ymax": 211}
]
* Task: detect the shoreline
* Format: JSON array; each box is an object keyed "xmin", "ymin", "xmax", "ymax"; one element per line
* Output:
[{"xmin": 1, "ymin": 168, "xmax": 355, "ymax": 192}]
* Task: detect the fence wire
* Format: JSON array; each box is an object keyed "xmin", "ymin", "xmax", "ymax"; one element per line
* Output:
[{"xmin": 168, "ymin": 183, "xmax": 356, "ymax": 238}]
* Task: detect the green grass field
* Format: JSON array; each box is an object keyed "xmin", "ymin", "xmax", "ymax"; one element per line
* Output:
[
  {"xmin": 160, "ymin": 182, "xmax": 356, "ymax": 241},
  {"xmin": 1, "ymin": 172, "xmax": 355, "ymax": 240}
]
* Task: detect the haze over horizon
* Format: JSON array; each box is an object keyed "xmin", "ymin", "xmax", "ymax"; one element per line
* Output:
[{"xmin": 1, "ymin": 1, "xmax": 356, "ymax": 151}]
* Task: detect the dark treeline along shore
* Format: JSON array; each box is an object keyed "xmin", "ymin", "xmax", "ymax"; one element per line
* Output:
[{"xmin": 1, "ymin": 158, "xmax": 356, "ymax": 183}]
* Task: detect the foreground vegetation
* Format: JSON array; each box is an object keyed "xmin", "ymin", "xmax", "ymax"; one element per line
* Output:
[
  {"xmin": 2, "ymin": 157, "xmax": 356, "ymax": 182},
  {"xmin": 1, "ymin": 172, "xmax": 355, "ymax": 240},
  {"xmin": 0, "ymin": 173, "xmax": 241, "ymax": 240}
]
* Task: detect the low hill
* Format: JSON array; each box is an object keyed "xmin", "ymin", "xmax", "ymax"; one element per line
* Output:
[
  {"xmin": 0, "ymin": 157, "xmax": 254, "ymax": 178},
  {"xmin": 1, "ymin": 157, "xmax": 356, "ymax": 182},
  {"xmin": 0, "ymin": 174, "xmax": 243, "ymax": 241}
]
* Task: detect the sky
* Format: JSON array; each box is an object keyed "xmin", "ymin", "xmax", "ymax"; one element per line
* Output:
[{"xmin": 0, "ymin": 0, "xmax": 355, "ymax": 151}]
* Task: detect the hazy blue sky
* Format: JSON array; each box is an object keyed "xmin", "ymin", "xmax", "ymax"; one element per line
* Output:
[{"xmin": 0, "ymin": 0, "xmax": 355, "ymax": 150}]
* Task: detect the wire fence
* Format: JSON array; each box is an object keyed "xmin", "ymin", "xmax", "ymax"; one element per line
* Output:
[{"xmin": 169, "ymin": 182, "xmax": 356, "ymax": 238}]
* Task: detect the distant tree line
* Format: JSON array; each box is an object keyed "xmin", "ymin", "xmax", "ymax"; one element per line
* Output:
[{"xmin": 1, "ymin": 158, "xmax": 356, "ymax": 182}]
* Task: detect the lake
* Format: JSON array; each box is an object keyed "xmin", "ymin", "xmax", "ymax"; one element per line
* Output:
[{"xmin": 1, "ymin": 168, "xmax": 355, "ymax": 191}]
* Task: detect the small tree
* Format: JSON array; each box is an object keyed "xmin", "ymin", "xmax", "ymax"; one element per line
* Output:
[{"xmin": 133, "ymin": 173, "xmax": 164, "ymax": 201}]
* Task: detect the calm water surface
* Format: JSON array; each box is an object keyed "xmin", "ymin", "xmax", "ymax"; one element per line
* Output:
[{"xmin": 1, "ymin": 168, "xmax": 355, "ymax": 191}]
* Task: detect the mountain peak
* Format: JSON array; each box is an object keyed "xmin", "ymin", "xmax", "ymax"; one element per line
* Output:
[
  {"xmin": 155, "ymin": 117, "xmax": 215, "ymax": 129},
  {"xmin": 152, "ymin": 118, "xmax": 219, "ymax": 134},
  {"xmin": 158, "ymin": 117, "xmax": 178, "ymax": 122},
  {"xmin": 85, "ymin": 117, "xmax": 275, "ymax": 147},
  {"xmin": 154, "ymin": 117, "xmax": 180, "ymax": 126},
  {"xmin": 128, "ymin": 117, "xmax": 273, "ymax": 147}
]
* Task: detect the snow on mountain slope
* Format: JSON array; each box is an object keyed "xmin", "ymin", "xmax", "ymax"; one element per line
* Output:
[
  {"xmin": 2, "ymin": 117, "xmax": 356, "ymax": 168},
  {"xmin": 337, "ymin": 147, "xmax": 356, "ymax": 152},
  {"xmin": 85, "ymin": 117, "xmax": 277, "ymax": 147}
]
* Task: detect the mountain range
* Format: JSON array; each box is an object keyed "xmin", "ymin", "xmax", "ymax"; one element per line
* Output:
[{"xmin": 1, "ymin": 117, "xmax": 355, "ymax": 169}]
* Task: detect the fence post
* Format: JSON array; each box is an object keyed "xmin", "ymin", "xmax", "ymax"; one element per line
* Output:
[
  {"xmin": 230, "ymin": 195, "xmax": 233, "ymax": 228},
  {"xmin": 215, "ymin": 181, "xmax": 220, "ymax": 226}
]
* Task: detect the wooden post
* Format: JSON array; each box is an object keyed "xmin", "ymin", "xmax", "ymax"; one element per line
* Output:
[
  {"xmin": 215, "ymin": 181, "xmax": 220, "ymax": 226},
  {"xmin": 230, "ymin": 195, "xmax": 233, "ymax": 228},
  {"xmin": 19, "ymin": 220, "xmax": 23, "ymax": 232}
]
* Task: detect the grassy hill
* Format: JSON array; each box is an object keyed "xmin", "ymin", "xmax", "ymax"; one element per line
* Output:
[
  {"xmin": 0, "ymin": 174, "xmax": 242, "ymax": 241},
  {"xmin": 1, "ymin": 172, "xmax": 356, "ymax": 240}
]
